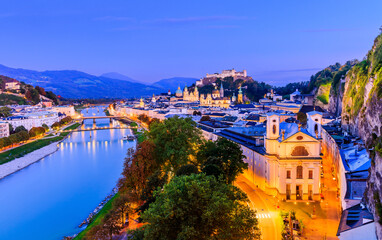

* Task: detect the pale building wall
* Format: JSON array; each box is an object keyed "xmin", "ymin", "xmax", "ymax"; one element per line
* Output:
[
  {"xmin": 52, "ymin": 106, "xmax": 75, "ymax": 117},
  {"xmin": 321, "ymin": 128, "xmax": 347, "ymax": 209},
  {"xmin": 338, "ymin": 222, "xmax": 377, "ymax": 240},
  {"xmin": 0, "ymin": 122, "xmax": 9, "ymax": 137}
]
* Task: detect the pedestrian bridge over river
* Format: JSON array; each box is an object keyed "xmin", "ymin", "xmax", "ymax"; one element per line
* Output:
[
  {"xmin": 59, "ymin": 125, "xmax": 139, "ymax": 133},
  {"xmin": 74, "ymin": 116, "xmax": 130, "ymax": 123}
]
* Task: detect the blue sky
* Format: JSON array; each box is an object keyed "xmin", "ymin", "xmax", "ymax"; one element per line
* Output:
[{"xmin": 0, "ymin": 0, "xmax": 381, "ymax": 85}]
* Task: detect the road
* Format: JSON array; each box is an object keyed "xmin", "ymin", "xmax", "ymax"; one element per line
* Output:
[{"xmin": 236, "ymin": 175, "xmax": 281, "ymax": 240}]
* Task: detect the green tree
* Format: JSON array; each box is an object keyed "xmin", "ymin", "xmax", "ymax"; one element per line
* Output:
[
  {"xmin": 46, "ymin": 91, "xmax": 59, "ymax": 105},
  {"xmin": 0, "ymin": 106, "xmax": 12, "ymax": 117},
  {"xmin": 2, "ymin": 137, "xmax": 11, "ymax": 147},
  {"xmin": 26, "ymin": 88, "xmax": 40, "ymax": 104},
  {"xmin": 142, "ymin": 174, "xmax": 260, "ymax": 240},
  {"xmin": 0, "ymin": 138, "xmax": 5, "ymax": 149},
  {"xmin": 198, "ymin": 138, "xmax": 247, "ymax": 184},
  {"xmin": 35, "ymin": 86, "xmax": 46, "ymax": 96},
  {"xmin": 18, "ymin": 131, "xmax": 29, "ymax": 142},
  {"xmin": 113, "ymin": 194, "xmax": 133, "ymax": 226},
  {"xmin": 87, "ymin": 211, "xmax": 122, "ymax": 240},
  {"xmin": 51, "ymin": 122, "xmax": 61, "ymax": 130},
  {"xmin": 118, "ymin": 141, "xmax": 158, "ymax": 202},
  {"xmin": 14, "ymin": 125, "xmax": 27, "ymax": 133},
  {"xmin": 29, "ymin": 127, "xmax": 45, "ymax": 138},
  {"xmin": 138, "ymin": 170, "xmax": 168, "ymax": 217},
  {"xmin": 175, "ymin": 164, "xmax": 199, "ymax": 176},
  {"xmin": 42, "ymin": 124, "xmax": 49, "ymax": 131},
  {"xmin": 148, "ymin": 116, "xmax": 203, "ymax": 172},
  {"xmin": 8, "ymin": 134, "xmax": 19, "ymax": 147},
  {"xmin": 297, "ymin": 112, "xmax": 307, "ymax": 126}
]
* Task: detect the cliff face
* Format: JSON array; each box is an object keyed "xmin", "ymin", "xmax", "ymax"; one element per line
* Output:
[
  {"xmin": 341, "ymin": 33, "xmax": 382, "ymax": 239},
  {"xmin": 307, "ymin": 61, "xmax": 355, "ymax": 115}
]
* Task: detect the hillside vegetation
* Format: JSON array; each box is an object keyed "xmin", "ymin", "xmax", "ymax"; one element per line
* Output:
[
  {"xmin": 305, "ymin": 61, "xmax": 356, "ymax": 110},
  {"xmin": 342, "ymin": 33, "xmax": 382, "ymax": 120}
]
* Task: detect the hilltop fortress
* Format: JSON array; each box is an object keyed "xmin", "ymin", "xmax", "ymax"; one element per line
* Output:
[{"xmin": 196, "ymin": 69, "xmax": 252, "ymax": 86}]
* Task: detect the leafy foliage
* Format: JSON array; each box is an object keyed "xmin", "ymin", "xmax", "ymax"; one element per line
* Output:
[
  {"xmin": 198, "ymin": 138, "xmax": 247, "ymax": 184},
  {"xmin": 148, "ymin": 116, "xmax": 203, "ymax": 172},
  {"xmin": 175, "ymin": 164, "xmax": 199, "ymax": 176},
  {"xmin": 142, "ymin": 174, "xmax": 260, "ymax": 240},
  {"xmin": 343, "ymin": 34, "xmax": 382, "ymax": 120},
  {"xmin": 0, "ymin": 106, "xmax": 12, "ymax": 117},
  {"xmin": 118, "ymin": 141, "xmax": 158, "ymax": 202},
  {"xmin": 29, "ymin": 127, "xmax": 46, "ymax": 138}
]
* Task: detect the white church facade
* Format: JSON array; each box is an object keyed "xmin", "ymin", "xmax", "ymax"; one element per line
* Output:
[{"xmin": 216, "ymin": 111, "xmax": 323, "ymax": 201}]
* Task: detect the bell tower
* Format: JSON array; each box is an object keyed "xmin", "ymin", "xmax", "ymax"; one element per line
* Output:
[
  {"xmin": 237, "ymin": 87, "xmax": 243, "ymax": 103},
  {"xmin": 307, "ymin": 111, "xmax": 323, "ymax": 138},
  {"xmin": 265, "ymin": 113, "xmax": 280, "ymax": 155}
]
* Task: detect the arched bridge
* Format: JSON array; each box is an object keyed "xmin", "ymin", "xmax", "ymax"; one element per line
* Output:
[{"xmin": 74, "ymin": 116, "xmax": 129, "ymax": 123}]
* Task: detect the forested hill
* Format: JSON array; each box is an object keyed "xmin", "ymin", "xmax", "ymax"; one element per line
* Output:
[{"xmin": 0, "ymin": 75, "xmax": 59, "ymax": 105}]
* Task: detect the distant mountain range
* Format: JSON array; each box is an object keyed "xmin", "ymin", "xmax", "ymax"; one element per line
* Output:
[
  {"xmin": 0, "ymin": 64, "xmax": 197, "ymax": 99},
  {"xmin": 100, "ymin": 72, "xmax": 142, "ymax": 83}
]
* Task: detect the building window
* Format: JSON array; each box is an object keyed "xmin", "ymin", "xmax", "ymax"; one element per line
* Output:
[
  {"xmin": 286, "ymin": 170, "xmax": 291, "ymax": 179},
  {"xmin": 272, "ymin": 125, "xmax": 276, "ymax": 134},
  {"xmin": 291, "ymin": 146, "xmax": 309, "ymax": 156},
  {"xmin": 314, "ymin": 124, "xmax": 318, "ymax": 133},
  {"xmin": 297, "ymin": 136, "xmax": 303, "ymax": 140},
  {"xmin": 309, "ymin": 170, "xmax": 313, "ymax": 179},
  {"xmin": 296, "ymin": 166, "xmax": 303, "ymax": 179}
]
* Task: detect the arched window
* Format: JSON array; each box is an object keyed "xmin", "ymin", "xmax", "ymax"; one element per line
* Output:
[
  {"xmin": 272, "ymin": 125, "xmax": 277, "ymax": 134},
  {"xmin": 291, "ymin": 146, "xmax": 309, "ymax": 156},
  {"xmin": 314, "ymin": 124, "xmax": 318, "ymax": 133},
  {"xmin": 296, "ymin": 166, "xmax": 303, "ymax": 179}
]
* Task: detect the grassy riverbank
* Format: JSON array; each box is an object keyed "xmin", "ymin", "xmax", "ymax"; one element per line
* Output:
[
  {"xmin": 0, "ymin": 136, "xmax": 64, "ymax": 164},
  {"xmin": 130, "ymin": 122, "xmax": 146, "ymax": 143},
  {"xmin": 0, "ymin": 123, "xmax": 80, "ymax": 165},
  {"xmin": 60, "ymin": 123, "xmax": 81, "ymax": 137},
  {"xmin": 74, "ymin": 193, "xmax": 120, "ymax": 240}
]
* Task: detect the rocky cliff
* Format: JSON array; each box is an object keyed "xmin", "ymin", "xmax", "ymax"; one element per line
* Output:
[
  {"xmin": 306, "ymin": 61, "xmax": 356, "ymax": 115},
  {"xmin": 341, "ymin": 33, "xmax": 382, "ymax": 239}
]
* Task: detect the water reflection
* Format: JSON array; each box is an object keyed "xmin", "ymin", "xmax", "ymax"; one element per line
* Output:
[{"xmin": 0, "ymin": 107, "xmax": 135, "ymax": 240}]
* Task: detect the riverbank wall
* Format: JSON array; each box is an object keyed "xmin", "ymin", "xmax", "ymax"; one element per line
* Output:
[
  {"xmin": 0, "ymin": 142, "xmax": 60, "ymax": 179},
  {"xmin": 0, "ymin": 123, "xmax": 80, "ymax": 180}
]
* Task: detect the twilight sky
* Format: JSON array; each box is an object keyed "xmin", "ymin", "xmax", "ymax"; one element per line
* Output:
[{"xmin": 0, "ymin": 0, "xmax": 381, "ymax": 85}]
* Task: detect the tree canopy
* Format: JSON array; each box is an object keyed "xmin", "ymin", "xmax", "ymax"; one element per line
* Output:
[
  {"xmin": 142, "ymin": 174, "xmax": 260, "ymax": 240},
  {"xmin": 0, "ymin": 106, "xmax": 12, "ymax": 118},
  {"xmin": 198, "ymin": 137, "xmax": 247, "ymax": 184},
  {"xmin": 148, "ymin": 116, "xmax": 203, "ymax": 172}
]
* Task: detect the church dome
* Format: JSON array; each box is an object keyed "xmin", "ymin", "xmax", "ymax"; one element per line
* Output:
[{"xmin": 176, "ymin": 87, "xmax": 182, "ymax": 94}]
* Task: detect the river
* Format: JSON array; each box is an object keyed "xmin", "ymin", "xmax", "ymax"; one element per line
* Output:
[{"xmin": 0, "ymin": 107, "xmax": 134, "ymax": 240}]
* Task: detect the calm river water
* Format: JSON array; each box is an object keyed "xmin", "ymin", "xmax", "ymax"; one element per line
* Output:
[{"xmin": 0, "ymin": 107, "xmax": 134, "ymax": 240}]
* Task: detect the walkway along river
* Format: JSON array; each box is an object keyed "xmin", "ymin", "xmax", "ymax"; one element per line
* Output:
[{"xmin": 0, "ymin": 107, "xmax": 135, "ymax": 240}]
